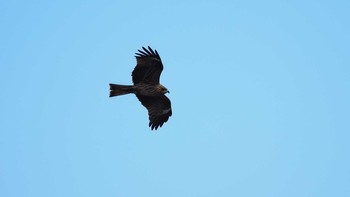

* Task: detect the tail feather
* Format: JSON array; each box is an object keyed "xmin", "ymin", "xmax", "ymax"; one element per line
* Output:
[{"xmin": 109, "ymin": 84, "xmax": 134, "ymax": 97}]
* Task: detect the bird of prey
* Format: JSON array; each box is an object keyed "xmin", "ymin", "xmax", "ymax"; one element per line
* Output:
[{"xmin": 109, "ymin": 46, "xmax": 172, "ymax": 130}]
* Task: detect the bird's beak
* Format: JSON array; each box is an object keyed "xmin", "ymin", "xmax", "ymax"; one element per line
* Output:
[{"xmin": 167, "ymin": 90, "xmax": 170, "ymax": 94}]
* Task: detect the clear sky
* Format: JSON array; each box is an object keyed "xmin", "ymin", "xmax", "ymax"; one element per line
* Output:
[{"xmin": 1, "ymin": 0, "xmax": 349, "ymax": 196}]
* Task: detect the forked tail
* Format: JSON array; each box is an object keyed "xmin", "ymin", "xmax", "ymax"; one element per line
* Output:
[{"xmin": 109, "ymin": 84, "xmax": 134, "ymax": 97}]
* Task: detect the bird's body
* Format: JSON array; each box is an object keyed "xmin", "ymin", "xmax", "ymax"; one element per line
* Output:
[
  {"xmin": 134, "ymin": 83, "xmax": 169, "ymax": 96},
  {"xmin": 109, "ymin": 83, "xmax": 167, "ymax": 97},
  {"xmin": 109, "ymin": 46, "xmax": 172, "ymax": 130}
]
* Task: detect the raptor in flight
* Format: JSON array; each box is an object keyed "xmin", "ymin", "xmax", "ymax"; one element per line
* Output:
[{"xmin": 109, "ymin": 46, "xmax": 172, "ymax": 130}]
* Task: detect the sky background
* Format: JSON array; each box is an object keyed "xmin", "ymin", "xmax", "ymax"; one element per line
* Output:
[{"xmin": 1, "ymin": 0, "xmax": 350, "ymax": 196}]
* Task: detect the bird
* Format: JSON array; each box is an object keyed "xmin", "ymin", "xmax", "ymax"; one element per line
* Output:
[{"xmin": 109, "ymin": 46, "xmax": 172, "ymax": 130}]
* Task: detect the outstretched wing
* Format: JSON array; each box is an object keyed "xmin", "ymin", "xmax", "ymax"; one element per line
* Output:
[
  {"xmin": 136, "ymin": 95, "xmax": 172, "ymax": 130},
  {"xmin": 132, "ymin": 46, "xmax": 163, "ymax": 85}
]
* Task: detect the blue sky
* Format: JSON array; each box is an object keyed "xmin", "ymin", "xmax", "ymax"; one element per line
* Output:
[{"xmin": 1, "ymin": 0, "xmax": 349, "ymax": 196}]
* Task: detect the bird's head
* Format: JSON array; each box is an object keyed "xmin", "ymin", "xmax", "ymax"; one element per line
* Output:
[{"xmin": 158, "ymin": 84, "xmax": 170, "ymax": 94}]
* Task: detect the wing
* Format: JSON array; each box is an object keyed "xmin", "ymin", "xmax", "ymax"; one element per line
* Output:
[
  {"xmin": 136, "ymin": 95, "xmax": 172, "ymax": 130},
  {"xmin": 132, "ymin": 46, "xmax": 163, "ymax": 85}
]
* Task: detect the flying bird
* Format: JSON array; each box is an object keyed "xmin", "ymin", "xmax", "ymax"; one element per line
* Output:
[{"xmin": 109, "ymin": 46, "xmax": 172, "ymax": 130}]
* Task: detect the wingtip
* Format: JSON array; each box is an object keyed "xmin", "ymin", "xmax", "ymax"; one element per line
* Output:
[
  {"xmin": 149, "ymin": 122, "xmax": 156, "ymax": 130},
  {"xmin": 149, "ymin": 123, "xmax": 162, "ymax": 130},
  {"xmin": 148, "ymin": 46, "xmax": 157, "ymax": 56},
  {"xmin": 142, "ymin": 46, "xmax": 148, "ymax": 52},
  {"xmin": 135, "ymin": 46, "xmax": 160, "ymax": 59}
]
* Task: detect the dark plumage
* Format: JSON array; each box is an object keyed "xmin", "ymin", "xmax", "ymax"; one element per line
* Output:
[{"xmin": 109, "ymin": 46, "xmax": 172, "ymax": 130}]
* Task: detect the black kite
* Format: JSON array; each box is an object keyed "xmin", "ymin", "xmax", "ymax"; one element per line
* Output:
[{"xmin": 109, "ymin": 46, "xmax": 172, "ymax": 130}]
